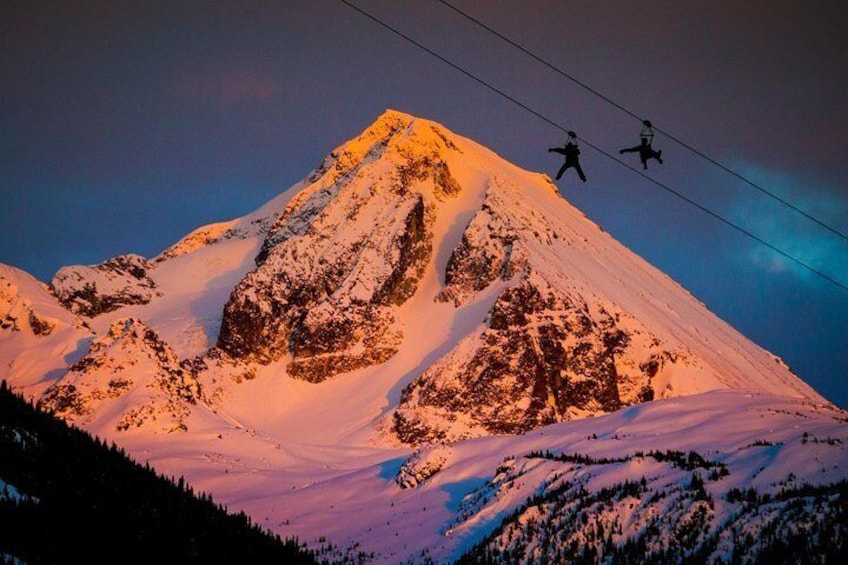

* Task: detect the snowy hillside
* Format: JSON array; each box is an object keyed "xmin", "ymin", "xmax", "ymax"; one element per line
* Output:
[
  {"xmin": 1, "ymin": 264, "xmax": 93, "ymax": 396},
  {"xmin": 1, "ymin": 110, "xmax": 844, "ymax": 563},
  {"xmin": 106, "ymin": 389, "xmax": 847, "ymax": 564}
]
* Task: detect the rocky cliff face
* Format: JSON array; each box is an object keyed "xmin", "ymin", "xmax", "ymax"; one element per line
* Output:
[
  {"xmin": 38, "ymin": 318, "xmax": 199, "ymax": 433},
  {"xmin": 393, "ymin": 270, "xmax": 676, "ymax": 444},
  {"xmin": 51, "ymin": 254, "xmax": 161, "ymax": 317},
  {"xmin": 216, "ymin": 111, "xmax": 462, "ymax": 382},
  {"xmin": 391, "ymin": 175, "xmax": 690, "ymax": 444}
]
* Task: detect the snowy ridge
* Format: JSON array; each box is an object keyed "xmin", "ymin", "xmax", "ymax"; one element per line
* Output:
[
  {"xmin": 445, "ymin": 391, "xmax": 846, "ymax": 563},
  {"xmin": 0, "ymin": 264, "xmax": 92, "ymax": 396},
  {"xmin": 75, "ymin": 181, "xmax": 301, "ymax": 360},
  {"xmin": 155, "ymin": 184, "xmax": 299, "ymax": 264},
  {"xmin": 154, "ymin": 220, "xmax": 239, "ymax": 263}
]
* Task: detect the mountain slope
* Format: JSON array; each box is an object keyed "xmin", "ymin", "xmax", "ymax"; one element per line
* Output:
[
  {"xmin": 102, "ymin": 389, "xmax": 847, "ymax": 564},
  {"xmin": 448, "ymin": 391, "xmax": 847, "ymax": 564},
  {"xmin": 50, "ymin": 183, "xmax": 300, "ymax": 362}
]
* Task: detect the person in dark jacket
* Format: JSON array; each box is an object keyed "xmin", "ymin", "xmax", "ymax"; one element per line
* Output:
[
  {"xmin": 620, "ymin": 120, "xmax": 663, "ymax": 170},
  {"xmin": 549, "ymin": 131, "xmax": 587, "ymax": 182}
]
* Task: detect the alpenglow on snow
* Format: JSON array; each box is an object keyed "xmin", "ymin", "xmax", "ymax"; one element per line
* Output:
[{"xmin": 1, "ymin": 110, "xmax": 842, "ymax": 564}]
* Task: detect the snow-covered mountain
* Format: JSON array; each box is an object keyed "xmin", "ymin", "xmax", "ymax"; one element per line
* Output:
[{"xmin": 1, "ymin": 110, "xmax": 844, "ymax": 563}]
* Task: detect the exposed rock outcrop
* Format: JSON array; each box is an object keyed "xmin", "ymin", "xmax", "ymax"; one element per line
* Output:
[
  {"xmin": 391, "ymin": 176, "xmax": 691, "ymax": 445},
  {"xmin": 38, "ymin": 318, "xmax": 199, "ymax": 433},
  {"xmin": 394, "ymin": 274, "xmax": 673, "ymax": 444},
  {"xmin": 51, "ymin": 254, "xmax": 161, "ymax": 317},
  {"xmin": 396, "ymin": 443, "xmax": 453, "ymax": 489},
  {"xmin": 436, "ymin": 196, "xmax": 524, "ymax": 307}
]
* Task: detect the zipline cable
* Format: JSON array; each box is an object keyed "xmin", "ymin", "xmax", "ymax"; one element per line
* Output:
[
  {"xmin": 336, "ymin": 0, "xmax": 848, "ymax": 292},
  {"xmin": 436, "ymin": 0, "xmax": 848, "ymax": 244}
]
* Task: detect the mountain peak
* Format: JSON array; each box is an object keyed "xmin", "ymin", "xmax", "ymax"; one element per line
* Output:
[
  {"xmin": 304, "ymin": 110, "xmax": 463, "ymax": 186},
  {"xmin": 371, "ymin": 107, "xmax": 417, "ymax": 131},
  {"xmin": 216, "ymin": 112, "xmax": 469, "ymax": 380},
  {"xmin": 207, "ymin": 110, "xmax": 825, "ymax": 442},
  {"xmin": 368, "ymin": 108, "xmax": 446, "ymax": 141},
  {"xmin": 6, "ymin": 111, "xmax": 822, "ymax": 438}
]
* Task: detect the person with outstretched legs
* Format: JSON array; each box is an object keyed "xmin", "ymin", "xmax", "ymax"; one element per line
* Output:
[
  {"xmin": 556, "ymin": 159, "xmax": 587, "ymax": 182},
  {"xmin": 549, "ymin": 131, "xmax": 587, "ymax": 183}
]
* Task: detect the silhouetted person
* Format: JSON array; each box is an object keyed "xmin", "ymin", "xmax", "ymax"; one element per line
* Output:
[
  {"xmin": 549, "ymin": 131, "xmax": 587, "ymax": 182},
  {"xmin": 620, "ymin": 120, "xmax": 663, "ymax": 170}
]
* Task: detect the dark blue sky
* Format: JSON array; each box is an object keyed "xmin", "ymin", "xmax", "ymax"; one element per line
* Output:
[{"xmin": 2, "ymin": 1, "xmax": 846, "ymax": 407}]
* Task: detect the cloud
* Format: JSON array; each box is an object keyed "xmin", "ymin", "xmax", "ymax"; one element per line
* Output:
[{"xmin": 729, "ymin": 163, "xmax": 848, "ymax": 286}]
